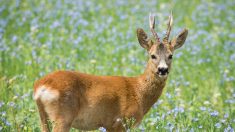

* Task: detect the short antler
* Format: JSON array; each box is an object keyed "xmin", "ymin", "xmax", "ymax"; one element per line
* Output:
[
  {"xmin": 163, "ymin": 12, "xmax": 173, "ymax": 42},
  {"xmin": 149, "ymin": 13, "xmax": 160, "ymax": 43}
]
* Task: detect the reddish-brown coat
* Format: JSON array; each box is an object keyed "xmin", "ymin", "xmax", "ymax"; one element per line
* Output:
[
  {"xmin": 34, "ymin": 13, "xmax": 188, "ymax": 132},
  {"xmin": 34, "ymin": 65, "xmax": 167, "ymax": 132}
]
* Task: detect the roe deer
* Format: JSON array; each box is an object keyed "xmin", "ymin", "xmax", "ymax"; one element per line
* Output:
[{"xmin": 33, "ymin": 13, "xmax": 188, "ymax": 132}]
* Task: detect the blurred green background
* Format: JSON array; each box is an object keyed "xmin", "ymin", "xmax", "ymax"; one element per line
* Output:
[{"xmin": 0, "ymin": 0, "xmax": 234, "ymax": 131}]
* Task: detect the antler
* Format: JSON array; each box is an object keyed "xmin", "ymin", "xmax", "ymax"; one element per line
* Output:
[
  {"xmin": 149, "ymin": 13, "xmax": 160, "ymax": 43},
  {"xmin": 163, "ymin": 12, "xmax": 173, "ymax": 42}
]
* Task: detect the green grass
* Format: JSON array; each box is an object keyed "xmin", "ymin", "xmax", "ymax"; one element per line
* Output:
[{"xmin": 0, "ymin": 0, "xmax": 234, "ymax": 131}]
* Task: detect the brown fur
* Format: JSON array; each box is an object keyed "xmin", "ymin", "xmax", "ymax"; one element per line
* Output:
[
  {"xmin": 34, "ymin": 14, "xmax": 188, "ymax": 132},
  {"xmin": 34, "ymin": 65, "xmax": 167, "ymax": 131}
]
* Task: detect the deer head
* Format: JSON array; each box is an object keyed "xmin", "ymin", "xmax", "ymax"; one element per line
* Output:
[{"xmin": 137, "ymin": 13, "xmax": 188, "ymax": 79}]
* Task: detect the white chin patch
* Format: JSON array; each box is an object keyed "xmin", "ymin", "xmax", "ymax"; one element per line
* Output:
[{"xmin": 159, "ymin": 74, "xmax": 168, "ymax": 78}]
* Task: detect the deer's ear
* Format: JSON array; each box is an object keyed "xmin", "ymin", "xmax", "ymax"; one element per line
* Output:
[
  {"xmin": 171, "ymin": 28, "xmax": 188, "ymax": 50},
  {"xmin": 137, "ymin": 28, "xmax": 153, "ymax": 50}
]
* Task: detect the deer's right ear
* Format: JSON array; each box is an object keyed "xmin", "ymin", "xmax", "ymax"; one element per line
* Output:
[{"xmin": 137, "ymin": 28, "xmax": 152, "ymax": 51}]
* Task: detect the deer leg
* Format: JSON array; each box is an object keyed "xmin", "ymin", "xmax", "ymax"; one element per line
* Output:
[
  {"xmin": 51, "ymin": 102, "xmax": 76, "ymax": 132},
  {"xmin": 52, "ymin": 119, "xmax": 72, "ymax": 132},
  {"xmin": 52, "ymin": 109, "xmax": 75, "ymax": 132},
  {"xmin": 106, "ymin": 122, "xmax": 125, "ymax": 132},
  {"xmin": 50, "ymin": 105, "xmax": 76, "ymax": 132},
  {"xmin": 36, "ymin": 100, "xmax": 50, "ymax": 132},
  {"xmin": 106, "ymin": 127, "xmax": 124, "ymax": 132}
]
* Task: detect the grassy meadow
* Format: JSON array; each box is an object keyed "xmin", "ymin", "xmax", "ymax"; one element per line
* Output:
[{"xmin": 0, "ymin": 0, "xmax": 235, "ymax": 131}]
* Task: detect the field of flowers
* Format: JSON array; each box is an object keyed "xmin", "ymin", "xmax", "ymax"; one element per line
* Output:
[{"xmin": 0, "ymin": 0, "xmax": 234, "ymax": 131}]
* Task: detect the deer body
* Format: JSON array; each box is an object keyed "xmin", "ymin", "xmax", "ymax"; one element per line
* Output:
[
  {"xmin": 34, "ymin": 66, "xmax": 166, "ymax": 131},
  {"xmin": 34, "ymin": 13, "xmax": 188, "ymax": 132}
]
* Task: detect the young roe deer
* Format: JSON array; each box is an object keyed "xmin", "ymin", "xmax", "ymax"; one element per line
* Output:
[{"xmin": 33, "ymin": 13, "xmax": 188, "ymax": 132}]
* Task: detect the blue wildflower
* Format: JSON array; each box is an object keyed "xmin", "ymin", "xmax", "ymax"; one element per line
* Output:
[
  {"xmin": 199, "ymin": 107, "xmax": 207, "ymax": 111},
  {"xmin": 210, "ymin": 111, "xmax": 219, "ymax": 117},
  {"xmin": 215, "ymin": 123, "xmax": 222, "ymax": 128},
  {"xmin": 221, "ymin": 119, "xmax": 226, "ymax": 123},
  {"xmin": 224, "ymin": 113, "xmax": 229, "ymax": 118},
  {"xmin": 1, "ymin": 111, "xmax": 6, "ymax": 116},
  {"xmin": 172, "ymin": 107, "xmax": 184, "ymax": 114},
  {"xmin": 189, "ymin": 128, "xmax": 194, "ymax": 132},
  {"xmin": 224, "ymin": 125, "xmax": 234, "ymax": 132},
  {"xmin": 5, "ymin": 120, "xmax": 11, "ymax": 126},
  {"xmin": 165, "ymin": 122, "xmax": 174, "ymax": 131},
  {"xmin": 192, "ymin": 118, "xmax": 199, "ymax": 122},
  {"xmin": 21, "ymin": 93, "xmax": 30, "ymax": 99},
  {"xmin": 99, "ymin": 127, "xmax": 106, "ymax": 132},
  {"xmin": 0, "ymin": 101, "xmax": 4, "ymax": 108},
  {"xmin": 165, "ymin": 92, "xmax": 172, "ymax": 99},
  {"xmin": 8, "ymin": 102, "xmax": 15, "ymax": 107}
]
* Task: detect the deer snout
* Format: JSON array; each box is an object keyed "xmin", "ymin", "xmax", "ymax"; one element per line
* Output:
[
  {"xmin": 157, "ymin": 67, "xmax": 168, "ymax": 75},
  {"xmin": 157, "ymin": 60, "xmax": 168, "ymax": 76}
]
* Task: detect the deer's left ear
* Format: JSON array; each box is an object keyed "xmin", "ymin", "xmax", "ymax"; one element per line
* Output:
[{"xmin": 171, "ymin": 28, "xmax": 188, "ymax": 50}]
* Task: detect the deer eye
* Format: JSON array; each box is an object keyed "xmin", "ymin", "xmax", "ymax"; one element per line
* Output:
[
  {"xmin": 151, "ymin": 55, "xmax": 157, "ymax": 59},
  {"xmin": 168, "ymin": 55, "xmax": 173, "ymax": 59}
]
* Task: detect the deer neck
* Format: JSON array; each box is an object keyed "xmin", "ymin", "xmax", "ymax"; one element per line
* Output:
[{"xmin": 137, "ymin": 60, "xmax": 167, "ymax": 114}]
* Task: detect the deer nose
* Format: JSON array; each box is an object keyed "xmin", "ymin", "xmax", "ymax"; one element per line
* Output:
[{"xmin": 158, "ymin": 67, "xmax": 168, "ymax": 75}]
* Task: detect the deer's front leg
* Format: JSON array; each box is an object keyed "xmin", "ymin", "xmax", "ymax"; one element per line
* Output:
[
  {"xmin": 106, "ymin": 123, "xmax": 125, "ymax": 132},
  {"xmin": 52, "ymin": 117, "xmax": 73, "ymax": 132}
]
